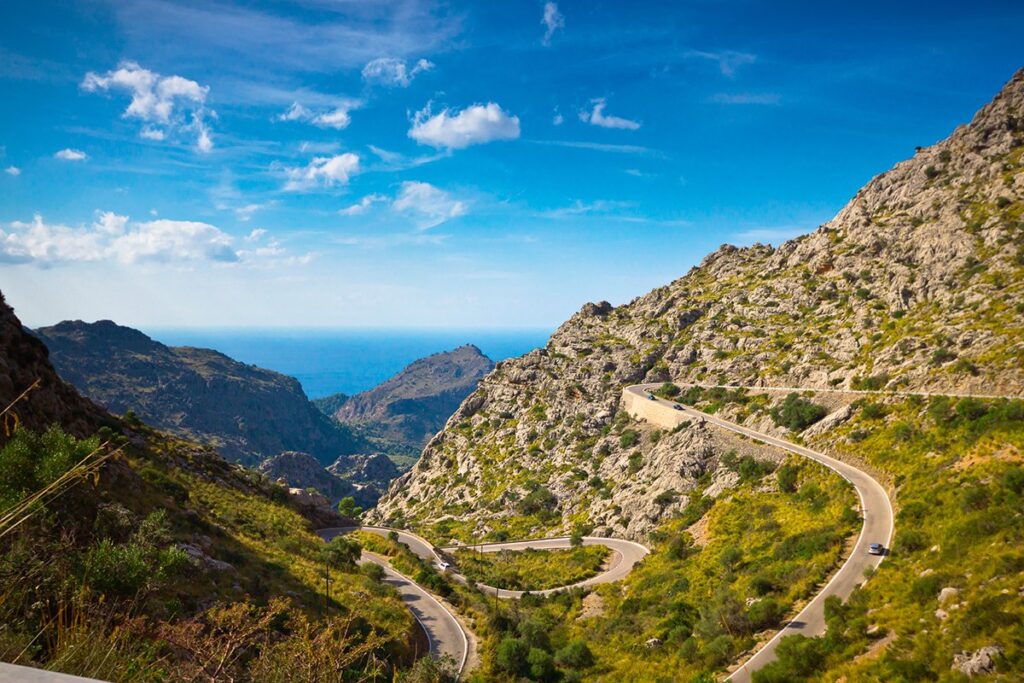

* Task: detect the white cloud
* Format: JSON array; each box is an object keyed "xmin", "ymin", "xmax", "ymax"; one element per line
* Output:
[
  {"xmin": 340, "ymin": 194, "xmax": 387, "ymax": 216},
  {"xmin": 4, "ymin": 166, "xmax": 20, "ymax": 176},
  {"xmin": 393, "ymin": 181, "xmax": 466, "ymax": 229},
  {"xmin": 246, "ymin": 228, "xmax": 268, "ymax": 242},
  {"xmin": 282, "ymin": 153, "xmax": 360, "ymax": 191},
  {"xmin": 81, "ymin": 61, "xmax": 213, "ymax": 151},
  {"xmin": 709, "ymin": 92, "xmax": 781, "ymax": 105},
  {"xmin": 235, "ymin": 203, "xmax": 272, "ymax": 222},
  {"xmin": 277, "ymin": 100, "xmax": 360, "ymax": 130},
  {"xmin": 529, "ymin": 139, "xmax": 656, "ymax": 155},
  {"xmin": 686, "ymin": 50, "xmax": 756, "ymax": 77},
  {"xmin": 579, "ymin": 98, "xmax": 640, "ymax": 130},
  {"xmin": 0, "ymin": 213, "xmax": 240, "ymax": 265},
  {"xmin": 362, "ymin": 57, "xmax": 434, "ymax": 87},
  {"xmin": 140, "ymin": 126, "xmax": 165, "ymax": 141},
  {"xmin": 541, "ymin": 3, "xmax": 565, "ymax": 46},
  {"xmin": 409, "ymin": 102, "xmax": 520, "ymax": 149},
  {"xmin": 552, "ymin": 111, "xmax": 564, "ymax": 126},
  {"xmin": 54, "ymin": 148, "xmax": 88, "ymax": 161}
]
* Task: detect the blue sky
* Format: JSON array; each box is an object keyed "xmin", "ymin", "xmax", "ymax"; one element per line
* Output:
[{"xmin": 1, "ymin": 0, "xmax": 1022, "ymax": 329}]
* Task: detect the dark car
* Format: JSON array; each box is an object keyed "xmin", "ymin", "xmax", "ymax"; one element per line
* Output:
[
  {"xmin": 868, "ymin": 543, "xmax": 885, "ymax": 555},
  {"xmin": 647, "ymin": 393, "xmax": 656, "ymax": 400},
  {"xmin": 673, "ymin": 404, "xmax": 683, "ymax": 411}
]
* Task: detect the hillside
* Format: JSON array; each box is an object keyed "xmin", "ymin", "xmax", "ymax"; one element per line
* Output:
[
  {"xmin": 331, "ymin": 345, "xmax": 495, "ymax": 457},
  {"xmin": 370, "ymin": 68, "xmax": 1024, "ymax": 539},
  {"xmin": 34, "ymin": 320, "xmax": 364, "ymax": 466},
  {"xmin": 0, "ymin": 293, "xmax": 425, "ymax": 681}
]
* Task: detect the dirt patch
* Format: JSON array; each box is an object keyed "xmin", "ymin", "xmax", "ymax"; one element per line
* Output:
[
  {"xmin": 578, "ymin": 591, "xmax": 606, "ymax": 620},
  {"xmin": 686, "ymin": 511, "xmax": 712, "ymax": 547},
  {"xmin": 954, "ymin": 443, "xmax": 1022, "ymax": 472}
]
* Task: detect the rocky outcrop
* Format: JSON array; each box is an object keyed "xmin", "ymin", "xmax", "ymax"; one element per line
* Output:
[
  {"xmin": 371, "ymin": 69, "xmax": 1024, "ymax": 538},
  {"xmin": 0, "ymin": 294, "xmax": 114, "ymax": 441},
  {"xmin": 34, "ymin": 320, "xmax": 364, "ymax": 466},
  {"xmin": 952, "ymin": 646, "xmax": 1003, "ymax": 677},
  {"xmin": 333, "ymin": 345, "xmax": 495, "ymax": 453},
  {"xmin": 258, "ymin": 451, "xmax": 360, "ymax": 504}
]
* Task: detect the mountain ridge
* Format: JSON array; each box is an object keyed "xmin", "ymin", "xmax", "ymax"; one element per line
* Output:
[{"xmin": 370, "ymin": 67, "xmax": 1024, "ymax": 539}]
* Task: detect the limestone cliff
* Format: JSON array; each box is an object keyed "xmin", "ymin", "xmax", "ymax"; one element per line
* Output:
[{"xmin": 370, "ymin": 69, "xmax": 1024, "ymax": 540}]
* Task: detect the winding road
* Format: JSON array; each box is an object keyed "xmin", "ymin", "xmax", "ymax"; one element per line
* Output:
[
  {"xmin": 624, "ymin": 384, "xmax": 895, "ymax": 682},
  {"xmin": 319, "ymin": 382, "xmax": 900, "ymax": 682}
]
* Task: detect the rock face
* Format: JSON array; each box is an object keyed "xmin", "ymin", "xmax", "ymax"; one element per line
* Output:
[
  {"xmin": 34, "ymin": 320, "xmax": 364, "ymax": 466},
  {"xmin": 952, "ymin": 646, "xmax": 1003, "ymax": 677},
  {"xmin": 332, "ymin": 345, "xmax": 495, "ymax": 454},
  {"xmin": 0, "ymin": 294, "xmax": 114, "ymax": 440},
  {"xmin": 370, "ymin": 69, "xmax": 1024, "ymax": 538},
  {"xmin": 257, "ymin": 451, "xmax": 360, "ymax": 505},
  {"xmin": 329, "ymin": 452, "xmax": 401, "ymax": 504}
]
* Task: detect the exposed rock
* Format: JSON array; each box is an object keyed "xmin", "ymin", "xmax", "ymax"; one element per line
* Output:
[
  {"xmin": 371, "ymin": 69, "xmax": 1024, "ymax": 539},
  {"xmin": 259, "ymin": 451, "xmax": 363, "ymax": 505},
  {"xmin": 0, "ymin": 294, "xmax": 114, "ymax": 441},
  {"xmin": 332, "ymin": 345, "xmax": 495, "ymax": 454},
  {"xmin": 329, "ymin": 452, "xmax": 401, "ymax": 504},
  {"xmin": 801, "ymin": 404, "xmax": 854, "ymax": 439},
  {"xmin": 938, "ymin": 586, "xmax": 960, "ymax": 604},
  {"xmin": 177, "ymin": 543, "xmax": 234, "ymax": 572},
  {"xmin": 952, "ymin": 646, "xmax": 1002, "ymax": 677},
  {"xmin": 34, "ymin": 320, "xmax": 363, "ymax": 466},
  {"xmin": 644, "ymin": 637, "xmax": 663, "ymax": 649}
]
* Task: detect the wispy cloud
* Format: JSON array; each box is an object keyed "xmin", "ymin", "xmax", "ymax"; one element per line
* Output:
[
  {"xmin": 685, "ymin": 50, "xmax": 757, "ymax": 77},
  {"xmin": 276, "ymin": 99, "xmax": 361, "ymax": 130},
  {"xmin": 709, "ymin": 92, "xmax": 781, "ymax": 106},
  {"xmin": 393, "ymin": 181, "xmax": 467, "ymax": 229},
  {"xmin": 362, "ymin": 57, "xmax": 434, "ymax": 87},
  {"xmin": 528, "ymin": 139, "xmax": 659, "ymax": 156},
  {"xmin": 579, "ymin": 98, "xmax": 640, "ymax": 130},
  {"xmin": 339, "ymin": 194, "xmax": 388, "ymax": 216},
  {"xmin": 54, "ymin": 149, "xmax": 88, "ymax": 161},
  {"xmin": 541, "ymin": 3, "xmax": 565, "ymax": 46},
  {"xmin": 4, "ymin": 166, "xmax": 20, "ymax": 176},
  {"xmin": 280, "ymin": 153, "xmax": 360, "ymax": 191}
]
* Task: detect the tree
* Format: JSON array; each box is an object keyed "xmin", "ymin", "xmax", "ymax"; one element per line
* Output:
[
  {"xmin": 555, "ymin": 640, "xmax": 594, "ymax": 669},
  {"xmin": 338, "ymin": 496, "xmax": 363, "ymax": 518},
  {"xmin": 527, "ymin": 647, "xmax": 556, "ymax": 682},
  {"xmin": 321, "ymin": 536, "xmax": 361, "ymax": 571},
  {"xmin": 770, "ymin": 393, "xmax": 827, "ymax": 431},
  {"xmin": 495, "ymin": 637, "xmax": 529, "ymax": 676},
  {"xmin": 776, "ymin": 464, "xmax": 799, "ymax": 493},
  {"xmin": 569, "ymin": 530, "xmax": 583, "ymax": 548}
]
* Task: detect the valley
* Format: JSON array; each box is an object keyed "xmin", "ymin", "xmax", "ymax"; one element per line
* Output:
[{"xmin": 1, "ymin": 30, "xmax": 1022, "ymax": 683}]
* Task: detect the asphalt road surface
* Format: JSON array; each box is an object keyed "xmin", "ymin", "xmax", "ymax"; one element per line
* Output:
[{"xmin": 627, "ymin": 384, "xmax": 894, "ymax": 682}]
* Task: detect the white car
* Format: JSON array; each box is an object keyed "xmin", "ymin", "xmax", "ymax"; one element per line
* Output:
[
  {"xmin": 868, "ymin": 543, "xmax": 885, "ymax": 556},
  {"xmin": 437, "ymin": 561, "xmax": 451, "ymax": 571}
]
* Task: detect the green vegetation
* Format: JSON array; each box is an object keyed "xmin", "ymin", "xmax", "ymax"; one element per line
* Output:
[
  {"xmin": 0, "ymin": 425, "xmax": 422, "ymax": 681},
  {"xmin": 757, "ymin": 394, "xmax": 1024, "ymax": 680},
  {"xmin": 469, "ymin": 455, "xmax": 856, "ymax": 681},
  {"xmin": 452, "ymin": 546, "xmax": 609, "ymax": 592},
  {"xmin": 769, "ymin": 393, "xmax": 827, "ymax": 431}
]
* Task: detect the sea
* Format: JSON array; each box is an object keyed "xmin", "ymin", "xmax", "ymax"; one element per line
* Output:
[{"xmin": 142, "ymin": 328, "xmax": 552, "ymax": 399}]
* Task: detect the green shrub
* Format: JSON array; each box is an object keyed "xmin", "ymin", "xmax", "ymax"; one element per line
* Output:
[
  {"xmin": 619, "ymin": 430, "xmax": 639, "ymax": 448},
  {"xmin": 776, "ymin": 464, "xmax": 799, "ymax": 493},
  {"xmin": 770, "ymin": 394, "xmax": 827, "ymax": 431},
  {"xmin": 495, "ymin": 637, "xmax": 529, "ymax": 676}
]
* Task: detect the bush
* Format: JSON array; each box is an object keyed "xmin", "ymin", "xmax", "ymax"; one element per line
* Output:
[
  {"xmin": 770, "ymin": 394, "xmax": 827, "ymax": 431},
  {"xmin": 860, "ymin": 402, "xmax": 887, "ymax": 420},
  {"xmin": 555, "ymin": 640, "xmax": 594, "ymax": 669},
  {"xmin": 776, "ymin": 464, "xmax": 798, "ymax": 493},
  {"xmin": 747, "ymin": 597, "xmax": 784, "ymax": 631},
  {"xmin": 517, "ymin": 486, "xmax": 557, "ymax": 517},
  {"xmin": 0, "ymin": 426, "xmax": 100, "ymax": 510},
  {"xmin": 321, "ymin": 536, "xmax": 361, "ymax": 571},
  {"xmin": 527, "ymin": 647, "xmax": 556, "ymax": 681},
  {"xmin": 619, "ymin": 430, "xmax": 639, "ymax": 448},
  {"xmin": 656, "ymin": 382, "xmax": 681, "ymax": 398},
  {"xmin": 359, "ymin": 562, "xmax": 385, "ymax": 581},
  {"xmin": 337, "ymin": 496, "xmax": 363, "ymax": 518},
  {"xmin": 495, "ymin": 637, "xmax": 529, "ymax": 676}
]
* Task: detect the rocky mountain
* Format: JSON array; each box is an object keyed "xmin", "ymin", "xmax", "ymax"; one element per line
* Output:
[
  {"xmin": 33, "ymin": 320, "xmax": 364, "ymax": 466},
  {"xmin": 330, "ymin": 344, "xmax": 495, "ymax": 454},
  {"xmin": 257, "ymin": 450, "xmax": 359, "ymax": 504},
  {"xmin": 0, "ymin": 295, "xmax": 115, "ymax": 439},
  {"xmin": 370, "ymin": 69, "xmax": 1024, "ymax": 538}
]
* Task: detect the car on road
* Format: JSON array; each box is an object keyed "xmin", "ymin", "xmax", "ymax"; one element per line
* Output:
[
  {"xmin": 673, "ymin": 404, "xmax": 683, "ymax": 411},
  {"xmin": 647, "ymin": 393, "xmax": 656, "ymax": 400},
  {"xmin": 437, "ymin": 561, "xmax": 451, "ymax": 571},
  {"xmin": 868, "ymin": 543, "xmax": 885, "ymax": 555}
]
